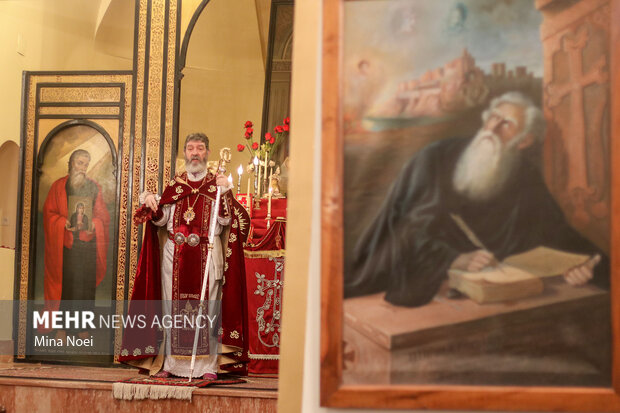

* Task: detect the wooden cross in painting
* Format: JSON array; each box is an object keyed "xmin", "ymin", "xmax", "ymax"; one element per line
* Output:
[{"xmin": 541, "ymin": 1, "xmax": 611, "ymax": 249}]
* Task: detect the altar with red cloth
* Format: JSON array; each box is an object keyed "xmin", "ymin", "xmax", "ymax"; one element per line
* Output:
[{"xmin": 238, "ymin": 195, "xmax": 287, "ymax": 375}]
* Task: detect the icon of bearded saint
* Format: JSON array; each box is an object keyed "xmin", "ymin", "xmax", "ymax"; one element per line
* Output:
[
  {"xmin": 347, "ymin": 92, "xmax": 609, "ymax": 307},
  {"xmin": 40, "ymin": 149, "xmax": 110, "ymax": 333}
]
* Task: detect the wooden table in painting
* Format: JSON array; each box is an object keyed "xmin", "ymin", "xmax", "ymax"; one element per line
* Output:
[
  {"xmin": 343, "ymin": 277, "xmax": 611, "ymax": 387},
  {"xmin": 242, "ymin": 197, "xmax": 287, "ymax": 375}
]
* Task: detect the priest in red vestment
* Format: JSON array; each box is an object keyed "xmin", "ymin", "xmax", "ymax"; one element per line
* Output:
[
  {"xmin": 120, "ymin": 133, "xmax": 251, "ymax": 380},
  {"xmin": 42, "ymin": 149, "xmax": 110, "ymax": 335}
]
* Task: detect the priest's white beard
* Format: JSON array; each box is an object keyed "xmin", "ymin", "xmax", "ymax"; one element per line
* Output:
[
  {"xmin": 185, "ymin": 155, "xmax": 207, "ymax": 174},
  {"xmin": 453, "ymin": 130, "xmax": 522, "ymax": 201}
]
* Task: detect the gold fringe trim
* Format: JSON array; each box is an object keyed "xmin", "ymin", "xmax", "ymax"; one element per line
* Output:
[
  {"xmin": 248, "ymin": 352, "xmax": 280, "ymax": 360},
  {"xmin": 170, "ymin": 354, "xmax": 216, "ymax": 360},
  {"xmin": 113, "ymin": 382, "xmax": 193, "ymax": 401},
  {"xmin": 244, "ymin": 249, "xmax": 285, "ymax": 258}
]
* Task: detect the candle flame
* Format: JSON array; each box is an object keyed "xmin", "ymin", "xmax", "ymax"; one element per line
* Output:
[
  {"xmin": 253, "ymin": 156, "xmax": 258, "ymax": 165},
  {"xmin": 237, "ymin": 164, "xmax": 243, "ymax": 175},
  {"xmin": 227, "ymin": 174, "xmax": 233, "ymax": 183}
]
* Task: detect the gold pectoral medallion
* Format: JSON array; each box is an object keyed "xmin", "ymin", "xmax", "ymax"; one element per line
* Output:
[{"xmin": 183, "ymin": 207, "xmax": 196, "ymax": 224}]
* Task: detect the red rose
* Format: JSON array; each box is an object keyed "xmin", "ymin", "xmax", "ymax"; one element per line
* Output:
[
  {"xmin": 283, "ymin": 117, "xmax": 290, "ymax": 125},
  {"xmin": 252, "ymin": 142, "xmax": 259, "ymax": 150},
  {"xmin": 244, "ymin": 128, "xmax": 253, "ymax": 139},
  {"xmin": 237, "ymin": 144, "xmax": 245, "ymax": 152},
  {"xmin": 265, "ymin": 132, "xmax": 273, "ymax": 141},
  {"xmin": 269, "ymin": 137, "xmax": 276, "ymax": 144},
  {"xmin": 244, "ymin": 121, "xmax": 253, "ymax": 128},
  {"xmin": 283, "ymin": 124, "xmax": 289, "ymax": 132},
  {"xmin": 274, "ymin": 125, "xmax": 284, "ymax": 133}
]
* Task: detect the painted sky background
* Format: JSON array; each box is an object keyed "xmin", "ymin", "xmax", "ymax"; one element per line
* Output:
[{"xmin": 344, "ymin": 0, "xmax": 543, "ymax": 84}]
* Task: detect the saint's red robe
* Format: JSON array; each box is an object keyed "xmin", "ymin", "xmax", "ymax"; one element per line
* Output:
[{"xmin": 41, "ymin": 176, "xmax": 110, "ymax": 331}]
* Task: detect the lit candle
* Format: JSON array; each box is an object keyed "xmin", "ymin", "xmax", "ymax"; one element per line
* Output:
[
  {"xmin": 264, "ymin": 150, "xmax": 270, "ymax": 194},
  {"xmin": 237, "ymin": 164, "xmax": 243, "ymax": 194}
]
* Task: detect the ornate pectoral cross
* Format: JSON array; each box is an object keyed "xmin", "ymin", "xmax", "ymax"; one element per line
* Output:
[{"xmin": 183, "ymin": 207, "xmax": 196, "ymax": 225}]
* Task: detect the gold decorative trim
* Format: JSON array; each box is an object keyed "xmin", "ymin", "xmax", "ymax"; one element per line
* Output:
[
  {"xmin": 163, "ymin": 0, "xmax": 178, "ymax": 182},
  {"xmin": 128, "ymin": 0, "xmax": 149, "ymax": 297},
  {"xmin": 244, "ymin": 249, "xmax": 286, "ymax": 259},
  {"xmin": 113, "ymin": 74, "xmax": 134, "ymax": 363},
  {"xmin": 144, "ymin": 0, "xmax": 166, "ymax": 194},
  {"xmin": 40, "ymin": 87, "xmax": 121, "ymax": 103},
  {"xmin": 248, "ymin": 352, "xmax": 280, "ymax": 360},
  {"xmin": 39, "ymin": 106, "xmax": 120, "ymax": 116},
  {"xmin": 17, "ymin": 76, "xmax": 37, "ymax": 358}
]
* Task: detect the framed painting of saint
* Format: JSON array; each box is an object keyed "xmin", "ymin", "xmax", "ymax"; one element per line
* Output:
[
  {"xmin": 14, "ymin": 72, "xmax": 133, "ymax": 366},
  {"xmin": 321, "ymin": 0, "xmax": 620, "ymax": 410}
]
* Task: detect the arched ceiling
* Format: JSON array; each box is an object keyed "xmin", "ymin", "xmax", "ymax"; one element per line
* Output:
[
  {"xmin": 184, "ymin": 0, "xmax": 265, "ymax": 72},
  {"xmin": 94, "ymin": 0, "xmax": 270, "ymax": 67},
  {"xmin": 94, "ymin": 0, "xmax": 134, "ymax": 60}
]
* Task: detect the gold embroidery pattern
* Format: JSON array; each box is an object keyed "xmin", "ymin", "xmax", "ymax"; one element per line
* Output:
[
  {"xmin": 129, "ymin": 0, "xmax": 148, "ymax": 298},
  {"xmin": 39, "ymin": 106, "xmax": 120, "ymax": 116},
  {"xmin": 244, "ymin": 250, "xmax": 286, "ymax": 259},
  {"xmin": 254, "ymin": 256, "xmax": 284, "ymax": 350},
  {"xmin": 114, "ymin": 74, "xmax": 134, "ymax": 362},
  {"xmin": 40, "ymin": 87, "xmax": 121, "ymax": 102},
  {"xmin": 144, "ymin": 0, "xmax": 166, "ymax": 194},
  {"xmin": 163, "ymin": 0, "xmax": 178, "ymax": 183},
  {"xmin": 226, "ymin": 248, "xmax": 232, "ymax": 258},
  {"xmin": 17, "ymin": 76, "xmax": 36, "ymax": 357},
  {"xmin": 230, "ymin": 330, "xmax": 240, "ymax": 340},
  {"xmin": 235, "ymin": 207, "xmax": 248, "ymax": 235}
]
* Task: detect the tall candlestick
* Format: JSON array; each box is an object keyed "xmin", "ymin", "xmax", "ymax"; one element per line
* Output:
[
  {"xmin": 253, "ymin": 156, "xmax": 259, "ymax": 197},
  {"xmin": 267, "ymin": 186, "xmax": 273, "ymax": 229},
  {"xmin": 247, "ymin": 176, "xmax": 251, "ymax": 196},
  {"xmin": 257, "ymin": 156, "xmax": 262, "ymax": 197}
]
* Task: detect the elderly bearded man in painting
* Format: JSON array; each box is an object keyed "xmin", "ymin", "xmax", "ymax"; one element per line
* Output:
[
  {"xmin": 42, "ymin": 149, "xmax": 110, "ymax": 338},
  {"xmin": 346, "ymin": 92, "xmax": 609, "ymax": 307}
]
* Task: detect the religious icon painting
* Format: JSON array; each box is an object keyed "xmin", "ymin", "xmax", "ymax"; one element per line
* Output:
[
  {"xmin": 14, "ymin": 72, "xmax": 133, "ymax": 366},
  {"xmin": 30, "ymin": 123, "xmax": 117, "ymax": 364},
  {"xmin": 321, "ymin": 0, "xmax": 620, "ymax": 410}
]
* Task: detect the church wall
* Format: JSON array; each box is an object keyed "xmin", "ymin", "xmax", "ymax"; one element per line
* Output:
[
  {"xmin": 0, "ymin": 142, "xmax": 19, "ymax": 251},
  {"xmin": 178, "ymin": 0, "xmax": 265, "ymax": 177}
]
